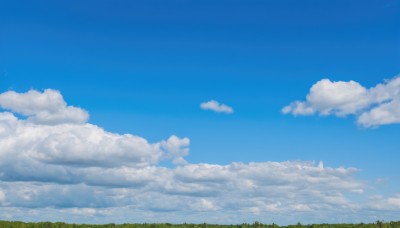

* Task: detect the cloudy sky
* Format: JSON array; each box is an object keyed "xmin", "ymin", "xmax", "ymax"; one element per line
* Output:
[{"xmin": 0, "ymin": 0, "xmax": 399, "ymax": 225}]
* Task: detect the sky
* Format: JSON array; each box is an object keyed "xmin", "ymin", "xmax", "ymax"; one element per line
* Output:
[{"xmin": 0, "ymin": 0, "xmax": 400, "ymax": 225}]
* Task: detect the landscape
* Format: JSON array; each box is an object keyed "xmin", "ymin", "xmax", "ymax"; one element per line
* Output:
[
  {"xmin": 1, "ymin": 221, "xmax": 400, "ymax": 228},
  {"xmin": 0, "ymin": 0, "xmax": 399, "ymax": 227}
]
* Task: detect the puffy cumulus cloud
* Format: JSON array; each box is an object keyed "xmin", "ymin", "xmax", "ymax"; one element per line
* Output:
[
  {"xmin": 0, "ymin": 89, "xmax": 88, "ymax": 125},
  {"xmin": 357, "ymin": 100, "xmax": 400, "ymax": 128},
  {"xmin": 200, "ymin": 100, "xmax": 234, "ymax": 114},
  {"xmin": 161, "ymin": 135, "xmax": 190, "ymax": 165},
  {"xmin": 0, "ymin": 113, "xmax": 190, "ymax": 182},
  {"xmin": 0, "ymin": 89, "xmax": 190, "ymax": 183},
  {"xmin": 282, "ymin": 79, "xmax": 369, "ymax": 116},
  {"xmin": 282, "ymin": 75, "xmax": 400, "ymax": 127},
  {"xmin": 0, "ymin": 88, "xmax": 399, "ymax": 224}
]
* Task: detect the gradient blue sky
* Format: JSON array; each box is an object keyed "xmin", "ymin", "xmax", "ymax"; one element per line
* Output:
[{"xmin": 0, "ymin": 0, "xmax": 400, "ymax": 224}]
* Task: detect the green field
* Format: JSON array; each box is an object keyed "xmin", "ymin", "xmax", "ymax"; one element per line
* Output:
[{"xmin": 0, "ymin": 221, "xmax": 399, "ymax": 228}]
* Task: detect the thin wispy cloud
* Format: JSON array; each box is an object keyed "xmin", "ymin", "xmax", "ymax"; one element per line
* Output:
[
  {"xmin": 282, "ymin": 75, "xmax": 400, "ymax": 128},
  {"xmin": 200, "ymin": 100, "xmax": 234, "ymax": 114}
]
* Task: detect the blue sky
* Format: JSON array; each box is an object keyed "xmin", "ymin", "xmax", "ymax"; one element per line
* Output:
[{"xmin": 0, "ymin": 0, "xmax": 400, "ymax": 225}]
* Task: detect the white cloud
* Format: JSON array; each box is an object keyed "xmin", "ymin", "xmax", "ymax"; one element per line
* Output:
[
  {"xmin": 200, "ymin": 100, "xmax": 234, "ymax": 114},
  {"xmin": 0, "ymin": 89, "xmax": 89, "ymax": 125},
  {"xmin": 364, "ymin": 194, "xmax": 400, "ymax": 211},
  {"xmin": 387, "ymin": 195, "xmax": 400, "ymax": 208},
  {"xmin": 191, "ymin": 199, "xmax": 219, "ymax": 211},
  {"xmin": 71, "ymin": 208, "xmax": 98, "ymax": 216},
  {"xmin": 0, "ymin": 89, "xmax": 399, "ymax": 224},
  {"xmin": 0, "ymin": 161, "xmax": 366, "ymax": 212},
  {"xmin": 387, "ymin": 196, "xmax": 400, "ymax": 208},
  {"xmin": 282, "ymin": 75, "xmax": 400, "ymax": 127},
  {"xmin": 0, "ymin": 89, "xmax": 190, "ymax": 184},
  {"xmin": 357, "ymin": 100, "xmax": 400, "ymax": 127},
  {"xmin": 161, "ymin": 135, "xmax": 190, "ymax": 165},
  {"xmin": 290, "ymin": 204, "xmax": 313, "ymax": 212},
  {"xmin": 0, "ymin": 113, "xmax": 189, "ymax": 174}
]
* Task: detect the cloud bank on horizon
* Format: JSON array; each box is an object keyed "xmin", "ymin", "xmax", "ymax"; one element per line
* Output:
[
  {"xmin": 282, "ymin": 76, "xmax": 400, "ymax": 128},
  {"xmin": 0, "ymin": 88, "xmax": 399, "ymax": 224}
]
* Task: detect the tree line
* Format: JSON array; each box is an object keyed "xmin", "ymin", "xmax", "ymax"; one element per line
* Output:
[{"xmin": 0, "ymin": 221, "xmax": 399, "ymax": 228}]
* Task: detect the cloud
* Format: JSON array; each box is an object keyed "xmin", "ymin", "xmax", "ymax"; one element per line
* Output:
[
  {"xmin": 0, "ymin": 161, "xmax": 365, "ymax": 211},
  {"xmin": 0, "ymin": 89, "xmax": 399, "ymax": 224},
  {"xmin": 357, "ymin": 100, "xmax": 400, "ymax": 128},
  {"xmin": 0, "ymin": 189, "xmax": 5, "ymax": 203},
  {"xmin": 200, "ymin": 100, "xmax": 234, "ymax": 114},
  {"xmin": 190, "ymin": 199, "xmax": 219, "ymax": 211},
  {"xmin": 282, "ymin": 75, "xmax": 400, "ymax": 127},
  {"xmin": 0, "ymin": 112, "xmax": 189, "ymax": 173},
  {"xmin": 387, "ymin": 195, "xmax": 400, "ymax": 208},
  {"xmin": 161, "ymin": 135, "xmax": 190, "ymax": 165},
  {"xmin": 0, "ymin": 89, "xmax": 190, "ymax": 184},
  {"xmin": 0, "ymin": 89, "xmax": 89, "ymax": 125}
]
